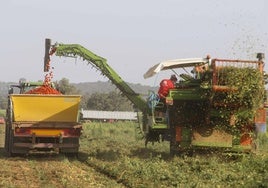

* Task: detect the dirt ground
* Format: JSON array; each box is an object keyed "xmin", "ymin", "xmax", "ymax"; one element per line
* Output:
[{"xmin": 0, "ymin": 125, "xmax": 125, "ymax": 188}]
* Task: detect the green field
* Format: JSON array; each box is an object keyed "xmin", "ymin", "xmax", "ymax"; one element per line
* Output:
[
  {"xmin": 0, "ymin": 110, "xmax": 267, "ymax": 187},
  {"xmin": 0, "ymin": 109, "xmax": 5, "ymax": 117},
  {"xmin": 79, "ymin": 121, "xmax": 268, "ymax": 187}
]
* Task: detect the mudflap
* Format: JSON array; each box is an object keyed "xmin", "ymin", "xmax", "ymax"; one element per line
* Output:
[{"xmin": 59, "ymin": 137, "xmax": 80, "ymax": 155}]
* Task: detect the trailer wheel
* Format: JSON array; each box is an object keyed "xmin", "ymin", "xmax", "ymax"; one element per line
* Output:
[
  {"xmin": 5, "ymin": 125, "xmax": 14, "ymax": 157},
  {"xmin": 60, "ymin": 137, "xmax": 79, "ymax": 157},
  {"xmin": 4, "ymin": 123, "xmax": 9, "ymax": 153},
  {"xmin": 64, "ymin": 152, "xmax": 78, "ymax": 158}
]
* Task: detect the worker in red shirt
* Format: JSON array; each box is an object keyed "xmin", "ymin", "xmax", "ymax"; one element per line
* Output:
[{"xmin": 158, "ymin": 74, "xmax": 178, "ymax": 100}]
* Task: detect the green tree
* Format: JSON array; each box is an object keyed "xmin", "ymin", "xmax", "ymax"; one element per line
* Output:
[
  {"xmin": 0, "ymin": 95, "xmax": 7, "ymax": 109},
  {"xmin": 55, "ymin": 78, "xmax": 80, "ymax": 94},
  {"xmin": 80, "ymin": 92, "xmax": 90, "ymax": 109},
  {"xmin": 87, "ymin": 91, "xmax": 134, "ymax": 111}
]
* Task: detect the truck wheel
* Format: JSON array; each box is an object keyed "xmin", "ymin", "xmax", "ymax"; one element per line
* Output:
[
  {"xmin": 64, "ymin": 152, "xmax": 78, "ymax": 158},
  {"xmin": 5, "ymin": 126, "xmax": 14, "ymax": 157},
  {"xmin": 60, "ymin": 137, "xmax": 79, "ymax": 157},
  {"xmin": 4, "ymin": 123, "xmax": 9, "ymax": 153}
]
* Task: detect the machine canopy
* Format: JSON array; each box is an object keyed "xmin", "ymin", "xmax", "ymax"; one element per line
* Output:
[{"xmin": 143, "ymin": 58, "xmax": 209, "ymax": 79}]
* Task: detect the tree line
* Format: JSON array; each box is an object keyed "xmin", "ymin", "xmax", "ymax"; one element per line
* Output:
[{"xmin": 55, "ymin": 78, "xmax": 135, "ymax": 111}]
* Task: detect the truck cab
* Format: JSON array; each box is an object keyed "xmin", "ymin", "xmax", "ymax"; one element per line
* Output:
[{"xmin": 8, "ymin": 81, "xmax": 55, "ymax": 94}]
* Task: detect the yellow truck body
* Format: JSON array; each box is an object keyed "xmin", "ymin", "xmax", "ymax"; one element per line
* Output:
[
  {"xmin": 11, "ymin": 94, "xmax": 80, "ymax": 122},
  {"xmin": 5, "ymin": 94, "xmax": 82, "ymax": 156}
]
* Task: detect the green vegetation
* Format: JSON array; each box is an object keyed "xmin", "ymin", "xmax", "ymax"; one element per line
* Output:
[
  {"xmin": 80, "ymin": 122, "xmax": 268, "ymax": 187},
  {"xmin": 214, "ymin": 67, "xmax": 264, "ymax": 124},
  {"xmin": 87, "ymin": 91, "xmax": 134, "ymax": 111},
  {"xmin": 0, "ymin": 109, "xmax": 5, "ymax": 117},
  {"xmin": 0, "ymin": 121, "xmax": 266, "ymax": 187},
  {"xmin": 55, "ymin": 78, "xmax": 80, "ymax": 94},
  {"xmin": 222, "ymin": 67, "xmax": 264, "ymax": 110},
  {"xmin": 257, "ymin": 132, "xmax": 268, "ymax": 152}
]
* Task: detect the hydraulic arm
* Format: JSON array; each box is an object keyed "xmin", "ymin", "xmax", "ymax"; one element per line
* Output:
[{"xmin": 44, "ymin": 39, "xmax": 149, "ymax": 113}]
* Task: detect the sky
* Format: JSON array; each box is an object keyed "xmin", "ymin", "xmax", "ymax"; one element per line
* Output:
[{"xmin": 1, "ymin": 0, "xmax": 267, "ymax": 87}]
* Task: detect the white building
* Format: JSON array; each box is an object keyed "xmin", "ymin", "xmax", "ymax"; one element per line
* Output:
[{"xmin": 81, "ymin": 109, "xmax": 138, "ymax": 122}]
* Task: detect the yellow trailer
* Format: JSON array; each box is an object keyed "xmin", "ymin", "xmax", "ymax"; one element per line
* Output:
[
  {"xmin": 5, "ymin": 93, "xmax": 82, "ymax": 156},
  {"xmin": 12, "ymin": 94, "xmax": 80, "ymax": 122}
]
